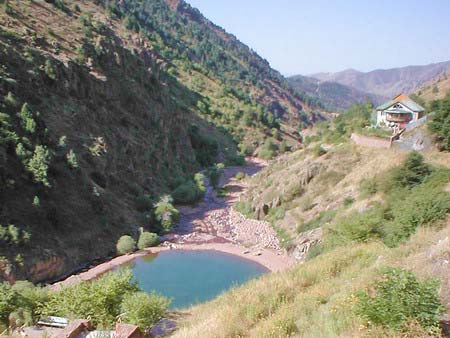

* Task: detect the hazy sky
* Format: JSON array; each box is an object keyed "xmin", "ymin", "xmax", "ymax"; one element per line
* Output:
[{"xmin": 186, "ymin": 0, "xmax": 450, "ymax": 76}]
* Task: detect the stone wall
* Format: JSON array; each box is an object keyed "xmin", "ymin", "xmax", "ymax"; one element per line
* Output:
[{"xmin": 351, "ymin": 133, "xmax": 391, "ymax": 149}]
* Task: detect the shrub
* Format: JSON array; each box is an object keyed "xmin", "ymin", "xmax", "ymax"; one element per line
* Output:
[
  {"xmin": 258, "ymin": 139, "xmax": 277, "ymax": 159},
  {"xmin": 428, "ymin": 90, "xmax": 450, "ymax": 150},
  {"xmin": 356, "ymin": 268, "xmax": 442, "ymax": 334},
  {"xmin": 172, "ymin": 180, "xmax": 202, "ymax": 204},
  {"xmin": 207, "ymin": 165, "xmax": 222, "ymax": 189},
  {"xmin": 234, "ymin": 201, "xmax": 253, "ymax": 218},
  {"xmin": 135, "ymin": 194, "xmax": 153, "ymax": 212},
  {"xmin": 297, "ymin": 209, "xmax": 337, "ymax": 234},
  {"xmin": 26, "ymin": 145, "xmax": 51, "ymax": 186},
  {"xmin": 359, "ymin": 177, "xmax": 378, "ymax": 197},
  {"xmin": 154, "ymin": 195, "xmax": 180, "ymax": 231},
  {"xmin": 390, "ymin": 151, "xmax": 431, "ymax": 189},
  {"xmin": 235, "ymin": 172, "xmax": 245, "ymax": 180},
  {"xmin": 42, "ymin": 269, "xmax": 139, "ymax": 327},
  {"xmin": 66, "ymin": 149, "xmax": 79, "ymax": 169},
  {"xmin": 137, "ymin": 231, "xmax": 159, "ymax": 249},
  {"xmin": 19, "ymin": 103, "xmax": 36, "ymax": 134},
  {"xmin": 5, "ymin": 92, "xmax": 17, "ymax": 107},
  {"xmin": 313, "ymin": 144, "xmax": 327, "ymax": 157},
  {"xmin": 120, "ymin": 291, "xmax": 170, "ymax": 331},
  {"xmin": 116, "ymin": 235, "xmax": 136, "ymax": 254},
  {"xmin": 44, "ymin": 59, "xmax": 56, "ymax": 80}
]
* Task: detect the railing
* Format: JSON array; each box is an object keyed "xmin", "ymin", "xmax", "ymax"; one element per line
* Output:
[{"xmin": 386, "ymin": 113, "xmax": 412, "ymax": 123}]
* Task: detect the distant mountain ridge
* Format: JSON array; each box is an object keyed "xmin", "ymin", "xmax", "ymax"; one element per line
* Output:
[
  {"xmin": 288, "ymin": 75, "xmax": 386, "ymax": 111},
  {"xmin": 310, "ymin": 61, "xmax": 450, "ymax": 98}
]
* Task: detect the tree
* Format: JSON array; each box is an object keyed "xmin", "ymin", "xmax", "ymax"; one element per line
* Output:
[
  {"xmin": 116, "ymin": 235, "xmax": 136, "ymax": 255},
  {"xmin": 26, "ymin": 145, "xmax": 51, "ymax": 186},
  {"xmin": 154, "ymin": 195, "xmax": 179, "ymax": 231},
  {"xmin": 66, "ymin": 149, "xmax": 79, "ymax": 169},
  {"xmin": 428, "ymin": 91, "xmax": 450, "ymax": 150},
  {"xmin": 392, "ymin": 151, "xmax": 431, "ymax": 188}
]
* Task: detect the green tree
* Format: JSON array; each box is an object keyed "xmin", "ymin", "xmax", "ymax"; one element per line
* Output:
[
  {"xmin": 391, "ymin": 151, "xmax": 431, "ymax": 188},
  {"xmin": 66, "ymin": 149, "xmax": 79, "ymax": 169},
  {"xmin": 116, "ymin": 235, "xmax": 136, "ymax": 254},
  {"xmin": 137, "ymin": 231, "xmax": 159, "ymax": 249},
  {"xmin": 154, "ymin": 195, "xmax": 179, "ymax": 231},
  {"xmin": 26, "ymin": 145, "xmax": 51, "ymax": 186},
  {"xmin": 428, "ymin": 91, "xmax": 450, "ymax": 150}
]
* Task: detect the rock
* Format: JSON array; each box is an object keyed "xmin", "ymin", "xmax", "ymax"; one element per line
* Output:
[
  {"xmin": 242, "ymin": 250, "xmax": 250, "ymax": 254},
  {"xmin": 253, "ymin": 251, "xmax": 262, "ymax": 256}
]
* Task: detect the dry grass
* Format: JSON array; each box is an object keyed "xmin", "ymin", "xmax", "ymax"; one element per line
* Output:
[{"xmin": 172, "ymin": 223, "xmax": 449, "ymax": 337}]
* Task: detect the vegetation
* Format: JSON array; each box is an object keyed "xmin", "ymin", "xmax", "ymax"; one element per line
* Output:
[
  {"xmin": 428, "ymin": 90, "xmax": 450, "ymax": 150},
  {"xmin": 357, "ymin": 268, "xmax": 442, "ymax": 334},
  {"xmin": 137, "ymin": 231, "xmax": 159, "ymax": 249},
  {"xmin": 116, "ymin": 235, "xmax": 136, "ymax": 255},
  {"xmin": 120, "ymin": 291, "xmax": 170, "ymax": 331},
  {"xmin": 154, "ymin": 195, "xmax": 180, "ymax": 231}
]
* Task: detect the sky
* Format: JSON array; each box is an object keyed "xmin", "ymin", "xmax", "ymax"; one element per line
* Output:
[{"xmin": 186, "ymin": 0, "xmax": 450, "ymax": 76}]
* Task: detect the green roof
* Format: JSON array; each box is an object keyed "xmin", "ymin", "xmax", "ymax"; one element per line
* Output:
[
  {"xmin": 376, "ymin": 100, "xmax": 396, "ymax": 111},
  {"xmin": 376, "ymin": 98, "xmax": 425, "ymax": 112}
]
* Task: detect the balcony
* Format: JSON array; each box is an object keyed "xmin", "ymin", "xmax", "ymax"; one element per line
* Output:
[{"xmin": 386, "ymin": 112, "xmax": 412, "ymax": 123}]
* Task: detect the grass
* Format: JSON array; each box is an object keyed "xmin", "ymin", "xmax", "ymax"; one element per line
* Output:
[{"xmin": 173, "ymin": 223, "xmax": 449, "ymax": 337}]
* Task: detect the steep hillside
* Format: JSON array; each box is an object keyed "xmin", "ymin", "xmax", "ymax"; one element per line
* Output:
[
  {"xmin": 174, "ymin": 142, "xmax": 450, "ymax": 337},
  {"xmin": 311, "ymin": 61, "xmax": 450, "ymax": 98},
  {"xmin": 288, "ymin": 74, "xmax": 385, "ymax": 111},
  {"xmin": 0, "ymin": 0, "xmax": 320, "ymax": 282},
  {"xmin": 416, "ymin": 71, "xmax": 450, "ymax": 102}
]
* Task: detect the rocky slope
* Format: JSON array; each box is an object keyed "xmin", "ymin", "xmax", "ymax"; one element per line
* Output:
[{"xmin": 311, "ymin": 60, "xmax": 450, "ymax": 98}]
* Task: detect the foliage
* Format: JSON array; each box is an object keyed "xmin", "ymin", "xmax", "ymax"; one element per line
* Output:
[
  {"xmin": 116, "ymin": 235, "xmax": 136, "ymax": 254},
  {"xmin": 42, "ymin": 269, "xmax": 139, "ymax": 327},
  {"xmin": 19, "ymin": 103, "xmax": 36, "ymax": 134},
  {"xmin": 172, "ymin": 173, "xmax": 206, "ymax": 205},
  {"xmin": 154, "ymin": 195, "xmax": 180, "ymax": 231},
  {"xmin": 66, "ymin": 149, "xmax": 79, "ymax": 169},
  {"xmin": 428, "ymin": 90, "xmax": 450, "ymax": 150},
  {"xmin": 234, "ymin": 201, "xmax": 253, "ymax": 218},
  {"xmin": 207, "ymin": 164, "xmax": 222, "ymax": 189},
  {"xmin": 312, "ymin": 144, "xmax": 327, "ymax": 157},
  {"xmin": 297, "ymin": 209, "xmax": 337, "ymax": 234},
  {"xmin": 258, "ymin": 138, "xmax": 277, "ymax": 159},
  {"xmin": 388, "ymin": 151, "xmax": 431, "ymax": 189},
  {"xmin": 137, "ymin": 231, "xmax": 159, "ymax": 249},
  {"xmin": 120, "ymin": 291, "xmax": 170, "ymax": 331},
  {"xmin": 44, "ymin": 59, "xmax": 56, "ymax": 80},
  {"xmin": 26, "ymin": 145, "xmax": 51, "ymax": 186},
  {"xmin": 356, "ymin": 268, "xmax": 442, "ymax": 334},
  {"xmin": 32, "ymin": 196, "xmax": 40, "ymax": 208},
  {"xmin": 189, "ymin": 125, "xmax": 218, "ymax": 167}
]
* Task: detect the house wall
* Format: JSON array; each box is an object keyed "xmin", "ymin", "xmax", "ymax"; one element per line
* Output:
[{"xmin": 376, "ymin": 102, "xmax": 415, "ymax": 126}]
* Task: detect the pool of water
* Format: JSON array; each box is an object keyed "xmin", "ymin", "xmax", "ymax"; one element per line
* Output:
[{"xmin": 130, "ymin": 250, "xmax": 268, "ymax": 309}]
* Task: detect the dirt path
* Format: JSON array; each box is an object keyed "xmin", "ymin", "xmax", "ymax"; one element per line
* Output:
[{"xmin": 51, "ymin": 158, "xmax": 295, "ymax": 289}]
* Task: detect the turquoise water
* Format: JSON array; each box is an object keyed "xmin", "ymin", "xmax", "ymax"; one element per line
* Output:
[{"xmin": 130, "ymin": 250, "xmax": 268, "ymax": 309}]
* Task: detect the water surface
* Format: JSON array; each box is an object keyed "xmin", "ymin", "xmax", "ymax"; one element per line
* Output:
[{"xmin": 131, "ymin": 250, "xmax": 267, "ymax": 309}]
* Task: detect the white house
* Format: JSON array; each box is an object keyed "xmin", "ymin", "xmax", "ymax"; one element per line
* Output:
[{"xmin": 376, "ymin": 94, "xmax": 425, "ymax": 129}]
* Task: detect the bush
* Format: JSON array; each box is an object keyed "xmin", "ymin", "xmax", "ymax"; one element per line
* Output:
[
  {"xmin": 428, "ymin": 90, "xmax": 450, "ymax": 150},
  {"xmin": 258, "ymin": 139, "xmax": 277, "ymax": 159},
  {"xmin": 44, "ymin": 59, "xmax": 56, "ymax": 80},
  {"xmin": 312, "ymin": 144, "xmax": 327, "ymax": 157},
  {"xmin": 359, "ymin": 177, "xmax": 378, "ymax": 197},
  {"xmin": 26, "ymin": 145, "xmax": 51, "ymax": 186},
  {"xmin": 172, "ymin": 177, "xmax": 204, "ymax": 205},
  {"xmin": 135, "ymin": 194, "xmax": 153, "ymax": 212},
  {"xmin": 42, "ymin": 269, "xmax": 139, "ymax": 327},
  {"xmin": 116, "ymin": 235, "xmax": 136, "ymax": 254},
  {"xmin": 234, "ymin": 201, "xmax": 253, "ymax": 218},
  {"xmin": 154, "ymin": 195, "xmax": 180, "ymax": 231},
  {"xmin": 389, "ymin": 151, "xmax": 431, "ymax": 189},
  {"xmin": 120, "ymin": 291, "xmax": 170, "ymax": 331},
  {"xmin": 207, "ymin": 165, "xmax": 222, "ymax": 189},
  {"xmin": 235, "ymin": 172, "xmax": 245, "ymax": 180},
  {"xmin": 137, "ymin": 231, "xmax": 159, "ymax": 249},
  {"xmin": 357, "ymin": 268, "xmax": 442, "ymax": 334},
  {"xmin": 66, "ymin": 149, "xmax": 79, "ymax": 169}
]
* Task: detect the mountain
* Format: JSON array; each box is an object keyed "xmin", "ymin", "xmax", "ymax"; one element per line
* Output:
[
  {"xmin": 415, "ymin": 71, "xmax": 450, "ymax": 102},
  {"xmin": 288, "ymin": 75, "xmax": 386, "ymax": 111},
  {"xmin": 311, "ymin": 61, "xmax": 450, "ymax": 98},
  {"xmin": 0, "ymin": 0, "xmax": 321, "ymax": 282}
]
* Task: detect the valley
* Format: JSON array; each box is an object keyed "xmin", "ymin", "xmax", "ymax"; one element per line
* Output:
[{"xmin": 0, "ymin": 1, "xmax": 449, "ymax": 337}]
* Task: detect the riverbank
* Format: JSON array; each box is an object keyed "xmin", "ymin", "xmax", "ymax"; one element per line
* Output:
[{"xmin": 51, "ymin": 158, "xmax": 296, "ymax": 290}]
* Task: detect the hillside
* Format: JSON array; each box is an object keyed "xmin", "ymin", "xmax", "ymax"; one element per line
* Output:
[
  {"xmin": 288, "ymin": 74, "xmax": 385, "ymax": 111},
  {"xmin": 311, "ymin": 60, "xmax": 450, "ymax": 98},
  {"xmin": 173, "ymin": 126, "xmax": 450, "ymax": 337},
  {"xmin": 0, "ymin": 0, "xmax": 320, "ymax": 283},
  {"xmin": 416, "ymin": 71, "xmax": 450, "ymax": 102}
]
